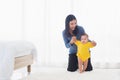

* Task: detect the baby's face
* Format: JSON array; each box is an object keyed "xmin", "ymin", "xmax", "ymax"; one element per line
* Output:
[{"xmin": 81, "ymin": 35, "xmax": 88, "ymax": 44}]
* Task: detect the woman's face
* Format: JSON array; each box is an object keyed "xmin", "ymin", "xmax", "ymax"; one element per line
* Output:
[{"xmin": 69, "ymin": 19, "xmax": 77, "ymax": 31}]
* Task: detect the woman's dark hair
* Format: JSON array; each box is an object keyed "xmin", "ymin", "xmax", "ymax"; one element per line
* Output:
[{"xmin": 65, "ymin": 14, "xmax": 79, "ymax": 37}]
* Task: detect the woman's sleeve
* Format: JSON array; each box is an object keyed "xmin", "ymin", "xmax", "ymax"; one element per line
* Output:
[{"xmin": 62, "ymin": 31, "xmax": 72, "ymax": 48}]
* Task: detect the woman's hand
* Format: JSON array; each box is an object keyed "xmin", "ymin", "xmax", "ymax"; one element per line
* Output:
[
  {"xmin": 70, "ymin": 36, "xmax": 76, "ymax": 44},
  {"xmin": 91, "ymin": 41, "xmax": 97, "ymax": 46}
]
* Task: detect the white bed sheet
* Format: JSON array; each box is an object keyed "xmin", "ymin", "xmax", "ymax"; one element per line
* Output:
[{"xmin": 0, "ymin": 41, "xmax": 37, "ymax": 80}]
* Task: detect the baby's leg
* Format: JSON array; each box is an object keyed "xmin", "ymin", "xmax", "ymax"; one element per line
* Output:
[
  {"xmin": 83, "ymin": 59, "xmax": 88, "ymax": 72},
  {"xmin": 78, "ymin": 58, "xmax": 83, "ymax": 73}
]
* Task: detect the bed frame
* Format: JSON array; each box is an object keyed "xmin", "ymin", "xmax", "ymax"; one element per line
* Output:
[{"xmin": 14, "ymin": 54, "xmax": 33, "ymax": 74}]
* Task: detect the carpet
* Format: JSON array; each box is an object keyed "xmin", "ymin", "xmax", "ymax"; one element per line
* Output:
[{"xmin": 17, "ymin": 67, "xmax": 120, "ymax": 80}]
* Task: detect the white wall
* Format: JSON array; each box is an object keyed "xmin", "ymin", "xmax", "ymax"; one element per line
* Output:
[
  {"xmin": 0, "ymin": 0, "xmax": 23, "ymax": 41},
  {"xmin": 72, "ymin": 0, "xmax": 120, "ymax": 64},
  {"xmin": 23, "ymin": 0, "xmax": 72, "ymax": 66},
  {"xmin": 0, "ymin": 0, "xmax": 120, "ymax": 67}
]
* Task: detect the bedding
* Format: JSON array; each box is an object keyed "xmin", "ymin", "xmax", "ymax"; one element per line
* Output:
[{"xmin": 0, "ymin": 41, "xmax": 37, "ymax": 80}]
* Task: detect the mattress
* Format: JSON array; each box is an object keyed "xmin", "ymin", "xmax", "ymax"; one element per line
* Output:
[{"xmin": 15, "ymin": 50, "xmax": 32, "ymax": 57}]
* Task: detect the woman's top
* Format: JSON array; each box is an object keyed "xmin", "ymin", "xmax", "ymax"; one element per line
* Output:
[{"xmin": 62, "ymin": 26, "xmax": 85, "ymax": 54}]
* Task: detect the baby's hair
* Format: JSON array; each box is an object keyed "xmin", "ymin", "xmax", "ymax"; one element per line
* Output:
[
  {"xmin": 81, "ymin": 33, "xmax": 89, "ymax": 37},
  {"xmin": 80, "ymin": 33, "xmax": 89, "ymax": 40}
]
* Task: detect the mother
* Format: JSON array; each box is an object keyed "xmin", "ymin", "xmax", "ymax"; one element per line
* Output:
[{"xmin": 62, "ymin": 14, "xmax": 95, "ymax": 72}]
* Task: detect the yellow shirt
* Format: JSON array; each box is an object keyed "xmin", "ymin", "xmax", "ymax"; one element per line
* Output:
[{"xmin": 75, "ymin": 40, "xmax": 94, "ymax": 61}]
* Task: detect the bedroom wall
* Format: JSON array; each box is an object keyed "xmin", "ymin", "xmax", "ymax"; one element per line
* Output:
[
  {"xmin": 23, "ymin": 0, "xmax": 120, "ymax": 67},
  {"xmin": 0, "ymin": 0, "xmax": 24, "ymax": 41},
  {"xmin": 0, "ymin": 0, "xmax": 120, "ymax": 68},
  {"xmin": 71, "ymin": 0, "xmax": 120, "ymax": 67}
]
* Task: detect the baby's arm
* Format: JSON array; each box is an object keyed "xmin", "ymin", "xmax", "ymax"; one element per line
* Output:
[{"xmin": 87, "ymin": 41, "xmax": 96, "ymax": 48}]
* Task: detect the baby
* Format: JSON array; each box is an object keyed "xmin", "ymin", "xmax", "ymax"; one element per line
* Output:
[{"xmin": 74, "ymin": 33, "xmax": 96, "ymax": 73}]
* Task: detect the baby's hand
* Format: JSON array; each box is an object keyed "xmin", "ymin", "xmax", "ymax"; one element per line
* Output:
[
  {"xmin": 70, "ymin": 36, "xmax": 76, "ymax": 44},
  {"xmin": 91, "ymin": 41, "xmax": 97, "ymax": 46},
  {"xmin": 72, "ymin": 36, "xmax": 76, "ymax": 41}
]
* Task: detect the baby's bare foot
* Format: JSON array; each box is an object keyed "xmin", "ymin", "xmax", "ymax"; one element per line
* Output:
[
  {"xmin": 79, "ymin": 70, "xmax": 83, "ymax": 73},
  {"xmin": 82, "ymin": 70, "xmax": 85, "ymax": 72}
]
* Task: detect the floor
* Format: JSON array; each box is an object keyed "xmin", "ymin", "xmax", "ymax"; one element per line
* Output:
[{"xmin": 12, "ymin": 66, "xmax": 120, "ymax": 80}]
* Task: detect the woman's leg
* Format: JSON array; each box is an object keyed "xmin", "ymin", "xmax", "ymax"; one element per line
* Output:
[
  {"xmin": 83, "ymin": 59, "xmax": 88, "ymax": 72},
  {"xmin": 67, "ymin": 53, "xmax": 78, "ymax": 72},
  {"xmin": 85, "ymin": 58, "xmax": 93, "ymax": 71},
  {"xmin": 78, "ymin": 58, "xmax": 83, "ymax": 73}
]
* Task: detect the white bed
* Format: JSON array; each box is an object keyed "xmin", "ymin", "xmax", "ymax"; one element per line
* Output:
[{"xmin": 0, "ymin": 41, "xmax": 37, "ymax": 80}]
